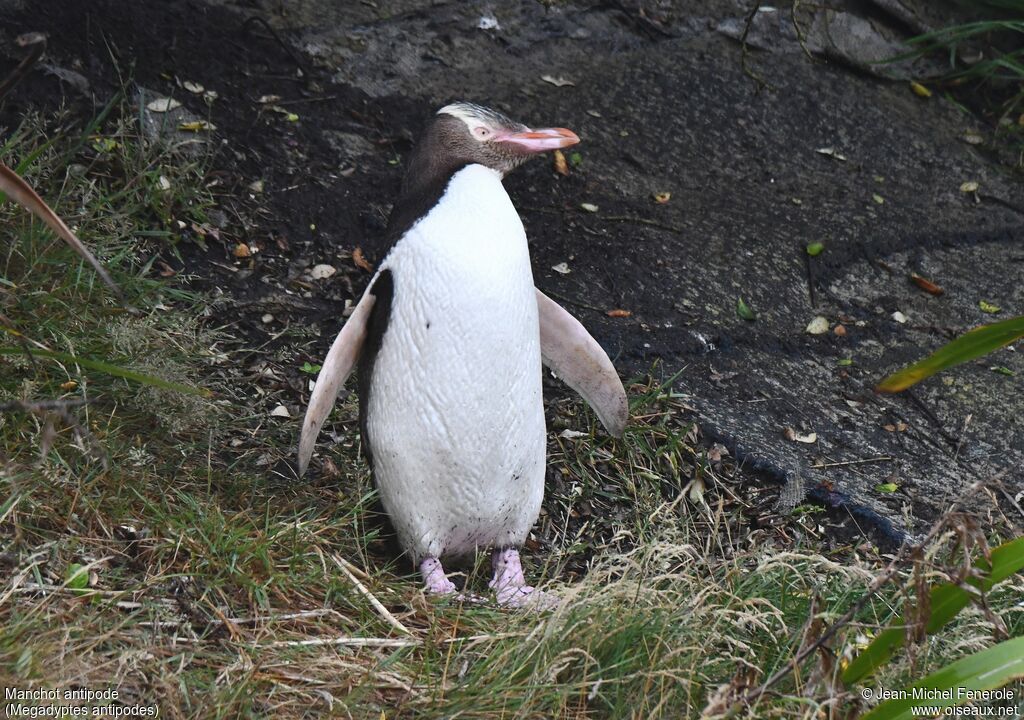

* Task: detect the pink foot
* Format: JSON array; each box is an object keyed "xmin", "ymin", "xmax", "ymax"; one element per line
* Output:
[
  {"xmin": 420, "ymin": 556, "xmax": 457, "ymax": 595},
  {"xmin": 489, "ymin": 548, "xmax": 558, "ymax": 610}
]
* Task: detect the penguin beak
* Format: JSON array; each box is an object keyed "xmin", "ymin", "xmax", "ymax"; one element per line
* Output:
[{"xmin": 495, "ymin": 127, "xmax": 580, "ymax": 154}]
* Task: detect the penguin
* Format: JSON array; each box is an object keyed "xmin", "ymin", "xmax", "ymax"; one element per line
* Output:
[{"xmin": 298, "ymin": 102, "xmax": 628, "ymax": 607}]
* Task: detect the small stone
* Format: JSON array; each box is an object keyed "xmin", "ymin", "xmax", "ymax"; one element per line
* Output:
[
  {"xmin": 261, "ymin": 314, "xmax": 274, "ymax": 324},
  {"xmin": 892, "ymin": 311, "xmax": 907, "ymax": 324},
  {"xmin": 311, "ymin": 264, "xmax": 336, "ymax": 279}
]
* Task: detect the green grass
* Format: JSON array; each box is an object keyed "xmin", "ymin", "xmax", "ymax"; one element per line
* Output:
[
  {"xmin": 902, "ymin": 0, "xmax": 1024, "ymax": 160},
  {"xmin": 1, "ymin": 104, "xmax": 1022, "ymax": 718}
]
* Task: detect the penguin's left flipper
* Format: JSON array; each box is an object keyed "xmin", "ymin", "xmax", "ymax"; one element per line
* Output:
[
  {"xmin": 536, "ymin": 289, "xmax": 629, "ymax": 437},
  {"xmin": 297, "ymin": 289, "xmax": 377, "ymax": 476}
]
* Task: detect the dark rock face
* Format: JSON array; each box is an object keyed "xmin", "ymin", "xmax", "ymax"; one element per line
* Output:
[{"xmin": 5, "ymin": 0, "xmax": 1019, "ymax": 543}]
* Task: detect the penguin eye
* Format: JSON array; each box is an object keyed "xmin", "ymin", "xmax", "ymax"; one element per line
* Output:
[{"xmin": 472, "ymin": 125, "xmax": 492, "ymax": 140}]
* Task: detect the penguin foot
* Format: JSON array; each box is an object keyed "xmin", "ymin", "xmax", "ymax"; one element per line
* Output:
[
  {"xmin": 420, "ymin": 556, "xmax": 457, "ymax": 595},
  {"xmin": 489, "ymin": 548, "xmax": 558, "ymax": 610}
]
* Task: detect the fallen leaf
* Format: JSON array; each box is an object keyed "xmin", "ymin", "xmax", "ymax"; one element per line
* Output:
[
  {"xmin": 833, "ymin": 324, "xmax": 847, "ymax": 337},
  {"xmin": 157, "ymin": 261, "xmax": 176, "ymax": 277},
  {"xmin": 909, "ymin": 81, "xmax": 932, "ymax": 98},
  {"xmin": 909, "ymin": 272, "xmax": 944, "ymax": 296},
  {"xmin": 352, "ymin": 247, "xmax": 374, "ymax": 273},
  {"xmin": 837, "ymin": 358, "xmax": 853, "ymax": 367},
  {"xmin": 579, "ymin": 202, "xmax": 599, "ymax": 213},
  {"xmin": 815, "ymin": 147, "xmax": 847, "ymax": 162},
  {"xmin": 552, "ymin": 149, "xmax": 569, "ymax": 176},
  {"xmin": 979, "ymin": 300, "xmax": 1000, "ymax": 314},
  {"xmin": 736, "ymin": 297, "xmax": 756, "ymax": 321},
  {"xmin": 875, "ymin": 482, "xmax": 899, "ymax": 493},
  {"xmin": 178, "ymin": 120, "xmax": 215, "ymax": 132},
  {"xmin": 653, "ymin": 191, "xmax": 671, "ymax": 204},
  {"xmin": 183, "ymin": 81, "xmax": 204, "ymax": 94},
  {"xmin": 872, "ymin": 193, "xmax": 885, "ymax": 205},
  {"xmin": 685, "ymin": 476, "xmax": 706, "ymax": 504},
  {"xmin": 551, "ymin": 262, "xmax": 571, "ymax": 275},
  {"xmin": 883, "ymin": 423, "xmax": 896, "ymax": 432},
  {"xmin": 960, "ymin": 180, "xmax": 979, "ymax": 193},
  {"xmin": 311, "ymin": 264, "xmax": 337, "ymax": 280},
  {"xmin": 606, "ymin": 308, "xmax": 632, "ymax": 318},
  {"xmin": 233, "ymin": 242, "xmax": 251, "ymax": 258},
  {"xmin": 60, "ymin": 380, "xmax": 77, "ymax": 391},
  {"xmin": 156, "ymin": 175, "xmax": 171, "ymax": 192},
  {"xmin": 962, "ymin": 131, "xmax": 984, "ymax": 145},
  {"xmin": 806, "ymin": 316, "xmax": 829, "ymax": 335},
  {"xmin": 91, "ymin": 137, "xmax": 118, "ymax": 153},
  {"xmin": 559, "ymin": 429, "xmax": 587, "ymax": 439},
  {"xmin": 783, "ymin": 427, "xmax": 817, "ymax": 444},
  {"xmin": 270, "ymin": 405, "xmax": 291, "ymax": 418},
  {"xmin": 991, "ymin": 366, "xmax": 1014, "ymax": 377},
  {"xmin": 146, "ymin": 97, "xmax": 181, "ymax": 112},
  {"xmin": 248, "ymin": 179, "xmax": 264, "ymax": 194},
  {"xmin": 257, "ymin": 94, "xmax": 281, "ymax": 104},
  {"xmin": 540, "ymin": 74, "xmax": 575, "ymax": 87},
  {"xmin": 806, "ymin": 242, "xmax": 825, "ymax": 256}
]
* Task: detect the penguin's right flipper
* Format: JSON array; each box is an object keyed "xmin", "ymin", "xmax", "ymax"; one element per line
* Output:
[
  {"xmin": 297, "ymin": 289, "xmax": 376, "ymax": 476},
  {"xmin": 536, "ymin": 289, "xmax": 629, "ymax": 437}
]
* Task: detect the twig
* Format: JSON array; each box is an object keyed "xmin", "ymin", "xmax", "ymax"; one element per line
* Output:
[
  {"xmin": 242, "ymin": 16, "xmax": 311, "ymax": 78},
  {"xmin": 804, "ymin": 247, "xmax": 818, "ymax": 308},
  {"xmin": 0, "ymin": 32, "xmax": 46, "ymax": 101},
  {"xmin": 227, "ymin": 609, "xmax": 344, "ymax": 625},
  {"xmin": 264, "ymin": 636, "xmax": 421, "ymax": 649},
  {"xmin": 332, "ymin": 554, "xmax": 412, "ymax": 636},
  {"xmin": 599, "ymin": 215, "xmax": 683, "ymax": 234},
  {"xmin": 809, "ymin": 456, "xmax": 893, "ymax": 469},
  {"xmin": 739, "ymin": 2, "xmax": 773, "ymax": 92}
]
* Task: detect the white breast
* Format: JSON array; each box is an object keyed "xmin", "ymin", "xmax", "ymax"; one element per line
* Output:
[{"xmin": 366, "ymin": 164, "xmax": 547, "ymax": 560}]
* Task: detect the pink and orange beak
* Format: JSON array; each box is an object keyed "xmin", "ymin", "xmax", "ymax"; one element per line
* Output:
[{"xmin": 495, "ymin": 126, "xmax": 580, "ymax": 154}]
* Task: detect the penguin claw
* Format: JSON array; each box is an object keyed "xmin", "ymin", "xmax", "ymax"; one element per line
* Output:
[
  {"xmin": 494, "ymin": 585, "xmax": 560, "ymax": 611},
  {"xmin": 489, "ymin": 547, "xmax": 558, "ymax": 610},
  {"xmin": 420, "ymin": 556, "xmax": 457, "ymax": 595}
]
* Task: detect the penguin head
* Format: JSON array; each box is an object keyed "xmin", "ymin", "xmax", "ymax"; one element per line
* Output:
[{"xmin": 430, "ymin": 101, "xmax": 579, "ymax": 176}]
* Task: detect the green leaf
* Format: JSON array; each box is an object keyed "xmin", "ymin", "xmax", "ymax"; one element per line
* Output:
[
  {"xmin": 300, "ymin": 362, "xmax": 322, "ymax": 375},
  {"xmin": 979, "ymin": 300, "xmax": 1001, "ymax": 314},
  {"xmin": 990, "ymin": 366, "xmax": 1014, "ymax": 377},
  {"xmin": 65, "ymin": 563, "xmax": 88, "ymax": 591},
  {"xmin": 843, "ymin": 536, "xmax": 1024, "ymax": 684},
  {"xmin": 837, "ymin": 358, "xmax": 853, "ymax": 367},
  {"xmin": 874, "ymin": 483, "xmax": 898, "ymax": 493},
  {"xmin": 0, "ymin": 345, "xmax": 212, "ymax": 397},
  {"xmin": 876, "ymin": 315, "xmax": 1024, "ymax": 393},
  {"xmin": 569, "ymin": 151, "xmax": 583, "ymax": 167},
  {"xmin": 806, "ymin": 242, "xmax": 825, "ymax": 256},
  {"xmin": 859, "ymin": 636, "xmax": 1024, "ymax": 720},
  {"xmin": 736, "ymin": 297, "xmax": 757, "ymax": 321}
]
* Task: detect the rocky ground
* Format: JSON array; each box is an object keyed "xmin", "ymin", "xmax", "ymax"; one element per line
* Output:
[{"xmin": 3, "ymin": 0, "xmax": 1021, "ymax": 546}]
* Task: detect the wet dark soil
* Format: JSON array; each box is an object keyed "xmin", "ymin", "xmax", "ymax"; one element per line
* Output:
[{"xmin": 2, "ymin": 0, "xmax": 1020, "ymax": 551}]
